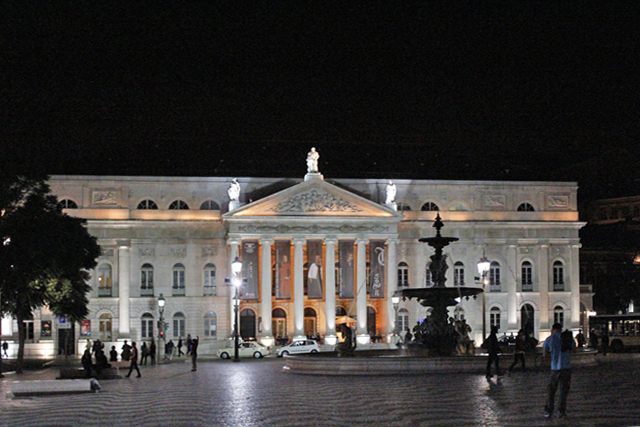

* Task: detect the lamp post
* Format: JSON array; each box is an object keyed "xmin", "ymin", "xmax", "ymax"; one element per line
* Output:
[
  {"xmin": 477, "ymin": 255, "xmax": 491, "ymax": 340},
  {"xmin": 231, "ymin": 257, "xmax": 242, "ymax": 362},
  {"xmin": 157, "ymin": 293, "xmax": 165, "ymax": 362}
]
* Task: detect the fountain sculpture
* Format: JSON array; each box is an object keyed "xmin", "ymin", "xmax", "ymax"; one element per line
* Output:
[{"xmin": 397, "ymin": 214, "xmax": 483, "ymax": 356}]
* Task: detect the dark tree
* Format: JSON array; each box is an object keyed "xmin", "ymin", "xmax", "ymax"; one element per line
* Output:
[{"xmin": 0, "ymin": 176, "xmax": 100, "ymax": 372}]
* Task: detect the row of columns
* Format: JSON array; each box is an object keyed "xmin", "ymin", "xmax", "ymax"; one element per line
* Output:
[{"xmin": 229, "ymin": 237, "xmax": 398, "ymax": 344}]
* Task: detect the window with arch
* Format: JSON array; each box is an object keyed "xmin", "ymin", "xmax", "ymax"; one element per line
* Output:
[
  {"xmin": 421, "ymin": 202, "xmax": 439, "ymax": 211},
  {"xmin": 553, "ymin": 261, "xmax": 565, "ymax": 291},
  {"xmin": 335, "ymin": 307, "xmax": 347, "ymax": 317},
  {"xmin": 397, "ymin": 262, "xmax": 409, "ymax": 288},
  {"xmin": 141, "ymin": 263, "xmax": 154, "ymax": 296},
  {"xmin": 169, "ymin": 200, "xmax": 189, "ymax": 210},
  {"xmin": 137, "ymin": 199, "xmax": 158, "ymax": 210},
  {"xmin": 554, "ymin": 306, "xmax": 564, "ymax": 328},
  {"xmin": 454, "ymin": 262, "xmax": 465, "ymax": 287},
  {"xmin": 425, "ymin": 263, "xmax": 434, "ymax": 287},
  {"xmin": 58, "ymin": 199, "xmax": 78, "ymax": 209},
  {"xmin": 489, "ymin": 261, "xmax": 501, "ymax": 291},
  {"xmin": 200, "ymin": 200, "xmax": 220, "ymax": 210},
  {"xmin": 99, "ymin": 313, "xmax": 112, "ymax": 341},
  {"xmin": 173, "ymin": 263, "xmax": 186, "ymax": 296},
  {"xmin": 204, "ymin": 312, "xmax": 217, "ymax": 339},
  {"xmin": 203, "ymin": 263, "xmax": 216, "ymax": 296},
  {"xmin": 490, "ymin": 307, "xmax": 501, "ymax": 330},
  {"xmin": 397, "ymin": 202, "xmax": 411, "ymax": 211},
  {"xmin": 97, "ymin": 264, "xmax": 112, "ymax": 297},
  {"xmin": 141, "ymin": 313, "xmax": 154, "ymax": 339},
  {"xmin": 521, "ymin": 261, "xmax": 533, "ymax": 291},
  {"xmin": 397, "ymin": 308, "xmax": 409, "ymax": 334},
  {"xmin": 304, "ymin": 307, "xmax": 317, "ymax": 337},
  {"xmin": 517, "ymin": 203, "xmax": 535, "ymax": 212},
  {"xmin": 173, "ymin": 312, "xmax": 185, "ymax": 338}
]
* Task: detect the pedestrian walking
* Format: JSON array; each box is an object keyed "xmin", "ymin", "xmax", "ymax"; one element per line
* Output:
[
  {"xmin": 186, "ymin": 334, "xmax": 192, "ymax": 356},
  {"xmin": 508, "ymin": 329, "xmax": 527, "ymax": 373},
  {"xmin": 589, "ymin": 329, "xmax": 599, "ymax": 350},
  {"xmin": 177, "ymin": 337, "xmax": 184, "ymax": 356},
  {"xmin": 484, "ymin": 325, "xmax": 501, "ymax": 378},
  {"xmin": 166, "ymin": 339, "xmax": 175, "ymax": 358},
  {"xmin": 149, "ymin": 340, "xmax": 156, "ymax": 365},
  {"xmin": 575, "ymin": 329, "xmax": 586, "ymax": 348},
  {"xmin": 2, "ymin": 341, "xmax": 8, "ymax": 358},
  {"xmin": 125, "ymin": 341, "xmax": 141, "ymax": 378},
  {"xmin": 543, "ymin": 323, "xmax": 576, "ymax": 419},
  {"xmin": 140, "ymin": 342, "xmax": 149, "ymax": 365},
  {"xmin": 191, "ymin": 336, "xmax": 199, "ymax": 371},
  {"xmin": 601, "ymin": 330, "xmax": 609, "ymax": 356}
]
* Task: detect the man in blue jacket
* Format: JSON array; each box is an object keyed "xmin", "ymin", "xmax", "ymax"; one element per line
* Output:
[{"xmin": 543, "ymin": 323, "xmax": 576, "ymax": 418}]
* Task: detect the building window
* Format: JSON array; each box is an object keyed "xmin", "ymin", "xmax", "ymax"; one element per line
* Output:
[
  {"xmin": 137, "ymin": 199, "xmax": 158, "ymax": 210},
  {"xmin": 521, "ymin": 261, "xmax": 533, "ymax": 291},
  {"xmin": 421, "ymin": 202, "xmax": 439, "ymax": 211},
  {"xmin": 397, "ymin": 202, "xmax": 411, "ymax": 211},
  {"xmin": 141, "ymin": 263, "xmax": 154, "ymax": 296},
  {"xmin": 425, "ymin": 263, "xmax": 434, "ymax": 287},
  {"xmin": 553, "ymin": 261, "xmax": 565, "ymax": 291},
  {"xmin": 200, "ymin": 200, "xmax": 220, "ymax": 210},
  {"xmin": 141, "ymin": 313, "xmax": 154, "ymax": 339},
  {"xmin": 490, "ymin": 307, "xmax": 501, "ymax": 330},
  {"xmin": 397, "ymin": 262, "xmax": 409, "ymax": 288},
  {"xmin": 489, "ymin": 262, "xmax": 501, "ymax": 291},
  {"xmin": 554, "ymin": 306, "xmax": 564, "ymax": 328},
  {"xmin": 99, "ymin": 313, "xmax": 112, "ymax": 341},
  {"xmin": 397, "ymin": 308, "xmax": 409, "ymax": 333},
  {"xmin": 58, "ymin": 199, "xmax": 78, "ymax": 209},
  {"xmin": 169, "ymin": 200, "xmax": 189, "ymax": 210},
  {"xmin": 204, "ymin": 263, "xmax": 216, "ymax": 295},
  {"xmin": 97, "ymin": 264, "xmax": 112, "ymax": 297},
  {"xmin": 173, "ymin": 312, "xmax": 185, "ymax": 338},
  {"xmin": 454, "ymin": 262, "xmax": 465, "ymax": 287},
  {"xmin": 517, "ymin": 203, "xmax": 535, "ymax": 212},
  {"xmin": 204, "ymin": 312, "xmax": 217, "ymax": 339},
  {"xmin": 173, "ymin": 263, "xmax": 186, "ymax": 296}
]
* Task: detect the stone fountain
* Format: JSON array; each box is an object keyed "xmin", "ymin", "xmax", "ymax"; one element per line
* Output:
[{"xmin": 397, "ymin": 214, "xmax": 483, "ymax": 356}]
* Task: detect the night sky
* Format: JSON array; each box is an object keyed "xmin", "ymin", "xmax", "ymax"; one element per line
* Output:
[{"xmin": 4, "ymin": 2, "xmax": 639, "ymax": 200}]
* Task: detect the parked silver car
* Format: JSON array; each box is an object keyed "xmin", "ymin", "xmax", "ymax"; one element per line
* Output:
[
  {"xmin": 217, "ymin": 341, "xmax": 272, "ymax": 359},
  {"xmin": 276, "ymin": 339, "xmax": 320, "ymax": 357}
]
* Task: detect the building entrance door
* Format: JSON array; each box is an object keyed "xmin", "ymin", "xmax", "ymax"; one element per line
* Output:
[
  {"xmin": 240, "ymin": 309, "xmax": 256, "ymax": 340},
  {"xmin": 58, "ymin": 326, "xmax": 75, "ymax": 355}
]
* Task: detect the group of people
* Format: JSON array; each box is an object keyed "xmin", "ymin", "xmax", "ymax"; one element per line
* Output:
[{"xmin": 81, "ymin": 339, "xmax": 114, "ymax": 377}]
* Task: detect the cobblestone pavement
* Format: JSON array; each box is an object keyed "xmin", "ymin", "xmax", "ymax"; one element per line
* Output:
[{"xmin": 1, "ymin": 354, "xmax": 640, "ymax": 427}]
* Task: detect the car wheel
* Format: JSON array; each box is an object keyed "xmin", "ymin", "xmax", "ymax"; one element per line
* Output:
[
  {"xmin": 220, "ymin": 352, "xmax": 230, "ymax": 359},
  {"xmin": 281, "ymin": 350, "xmax": 289, "ymax": 357},
  {"xmin": 310, "ymin": 349, "xmax": 318, "ymax": 354},
  {"xmin": 253, "ymin": 352, "xmax": 262, "ymax": 359}
]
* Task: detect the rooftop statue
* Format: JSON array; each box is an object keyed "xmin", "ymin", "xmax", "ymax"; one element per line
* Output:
[
  {"xmin": 307, "ymin": 147, "xmax": 320, "ymax": 174},
  {"xmin": 227, "ymin": 178, "xmax": 241, "ymax": 201},
  {"xmin": 385, "ymin": 180, "xmax": 397, "ymax": 205}
]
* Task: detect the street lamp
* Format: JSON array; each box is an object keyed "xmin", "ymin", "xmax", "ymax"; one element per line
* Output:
[
  {"xmin": 477, "ymin": 255, "xmax": 491, "ymax": 339},
  {"xmin": 157, "ymin": 293, "xmax": 165, "ymax": 361},
  {"xmin": 231, "ymin": 257, "xmax": 242, "ymax": 362}
]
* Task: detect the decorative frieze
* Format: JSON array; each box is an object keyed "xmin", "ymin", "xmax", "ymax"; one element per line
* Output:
[
  {"xmin": 171, "ymin": 247, "xmax": 187, "ymax": 257},
  {"xmin": 202, "ymin": 246, "xmax": 218, "ymax": 257},
  {"xmin": 237, "ymin": 224, "xmax": 389, "ymax": 234},
  {"xmin": 92, "ymin": 190, "xmax": 118, "ymax": 206},
  {"xmin": 547, "ymin": 195, "xmax": 569, "ymax": 209},
  {"xmin": 270, "ymin": 190, "xmax": 362, "ymax": 213},
  {"xmin": 139, "ymin": 248, "xmax": 155, "ymax": 257},
  {"xmin": 484, "ymin": 195, "xmax": 506, "ymax": 209}
]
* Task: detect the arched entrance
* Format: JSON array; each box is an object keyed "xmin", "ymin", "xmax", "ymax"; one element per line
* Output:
[
  {"xmin": 521, "ymin": 304, "xmax": 535, "ymax": 336},
  {"xmin": 304, "ymin": 307, "xmax": 317, "ymax": 337},
  {"xmin": 367, "ymin": 306, "xmax": 377, "ymax": 337},
  {"xmin": 240, "ymin": 308, "xmax": 256, "ymax": 340},
  {"xmin": 272, "ymin": 308, "xmax": 287, "ymax": 342}
]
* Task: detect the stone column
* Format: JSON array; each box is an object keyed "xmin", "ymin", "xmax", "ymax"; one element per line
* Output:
[
  {"xmin": 293, "ymin": 238, "xmax": 306, "ymax": 340},
  {"xmin": 117, "ymin": 240, "xmax": 131, "ymax": 337},
  {"xmin": 228, "ymin": 239, "xmax": 241, "ymax": 337},
  {"xmin": 570, "ymin": 244, "xmax": 581, "ymax": 329},
  {"xmin": 385, "ymin": 239, "xmax": 398, "ymax": 339},
  {"xmin": 507, "ymin": 244, "xmax": 518, "ymax": 331},
  {"xmin": 356, "ymin": 238, "xmax": 369, "ymax": 341},
  {"xmin": 324, "ymin": 237, "xmax": 337, "ymax": 345},
  {"xmin": 538, "ymin": 244, "xmax": 550, "ymax": 332},
  {"xmin": 260, "ymin": 238, "xmax": 274, "ymax": 343}
]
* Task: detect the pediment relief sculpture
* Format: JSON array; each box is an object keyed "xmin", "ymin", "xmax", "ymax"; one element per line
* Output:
[{"xmin": 270, "ymin": 190, "xmax": 363, "ymax": 213}]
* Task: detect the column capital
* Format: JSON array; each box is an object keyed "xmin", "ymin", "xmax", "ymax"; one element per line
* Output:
[
  {"xmin": 355, "ymin": 237, "xmax": 369, "ymax": 245},
  {"xmin": 260, "ymin": 237, "xmax": 274, "ymax": 245},
  {"xmin": 227, "ymin": 238, "xmax": 242, "ymax": 246},
  {"xmin": 324, "ymin": 237, "xmax": 338, "ymax": 245},
  {"xmin": 386, "ymin": 238, "xmax": 399, "ymax": 246},
  {"xmin": 116, "ymin": 239, "xmax": 131, "ymax": 249},
  {"xmin": 292, "ymin": 237, "xmax": 306, "ymax": 246}
]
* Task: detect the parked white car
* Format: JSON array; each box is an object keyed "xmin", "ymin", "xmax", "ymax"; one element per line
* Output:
[
  {"xmin": 217, "ymin": 341, "xmax": 272, "ymax": 359},
  {"xmin": 276, "ymin": 339, "xmax": 320, "ymax": 357}
]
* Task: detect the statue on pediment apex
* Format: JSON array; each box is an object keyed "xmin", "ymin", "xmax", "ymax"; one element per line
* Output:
[{"xmin": 307, "ymin": 147, "xmax": 320, "ymax": 173}]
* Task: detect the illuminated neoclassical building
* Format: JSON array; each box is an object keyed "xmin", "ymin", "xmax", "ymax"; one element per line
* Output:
[{"xmin": 1, "ymin": 153, "xmax": 587, "ymax": 356}]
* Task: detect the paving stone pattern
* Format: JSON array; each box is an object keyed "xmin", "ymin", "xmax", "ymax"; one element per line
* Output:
[{"xmin": 1, "ymin": 354, "xmax": 640, "ymax": 427}]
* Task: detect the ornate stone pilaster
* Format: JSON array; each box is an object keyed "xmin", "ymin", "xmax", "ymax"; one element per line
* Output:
[
  {"xmin": 539, "ymin": 244, "xmax": 550, "ymax": 332},
  {"xmin": 117, "ymin": 240, "xmax": 131, "ymax": 336},
  {"xmin": 260, "ymin": 238, "xmax": 274, "ymax": 341},
  {"xmin": 324, "ymin": 238, "xmax": 338, "ymax": 343},
  {"xmin": 228, "ymin": 239, "xmax": 241, "ymax": 337},
  {"xmin": 385, "ymin": 238, "xmax": 398, "ymax": 338},
  {"xmin": 507, "ymin": 244, "xmax": 518, "ymax": 331},
  {"xmin": 570, "ymin": 244, "xmax": 581, "ymax": 329},
  {"xmin": 293, "ymin": 238, "xmax": 306, "ymax": 340},
  {"xmin": 356, "ymin": 238, "xmax": 369, "ymax": 339}
]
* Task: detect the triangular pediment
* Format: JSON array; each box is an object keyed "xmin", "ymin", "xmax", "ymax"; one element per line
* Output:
[{"xmin": 223, "ymin": 178, "xmax": 402, "ymax": 219}]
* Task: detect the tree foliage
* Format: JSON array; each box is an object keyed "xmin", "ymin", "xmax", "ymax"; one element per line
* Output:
[{"xmin": 0, "ymin": 175, "xmax": 100, "ymax": 371}]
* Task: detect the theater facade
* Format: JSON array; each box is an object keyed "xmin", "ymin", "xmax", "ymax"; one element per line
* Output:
[{"xmin": 1, "ymin": 157, "xmax": 588, "ymax": 356}]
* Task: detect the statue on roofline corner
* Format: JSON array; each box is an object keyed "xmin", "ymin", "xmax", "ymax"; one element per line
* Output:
[
  {"xmin": 385, "ymin": 180, "xmax": 397, "ymax": 205},
  {"xmin": 228, "ymin": 178, "xmax": 241, "ymax": 201}
]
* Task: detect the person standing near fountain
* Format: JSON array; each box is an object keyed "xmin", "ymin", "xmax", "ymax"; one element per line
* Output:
[
  {"xmin": 484, "ymin": 325, "xmax": 501, "ymax": 378},
  {"xmin": 543, "ymin": 323, "xmax": 576, "ymax": 419}
]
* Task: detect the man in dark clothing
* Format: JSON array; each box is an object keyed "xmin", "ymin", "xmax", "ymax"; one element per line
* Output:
[
  {"xmin": 191, "ymin": 336, "xmax": 199, "ymax": 371},
  {"xmin": 149, "ymin": 340, "xmax": 156, "ymax": 366},
  {"xmin": 81, "ymin": 349, "xmax": 93, "ymax": 378},
  {"xmin": 508, "ymin": 329, "xmax": 527, "ymax": 373},
  {"xmin": 125, "ymin": 341, "xmax": 141, "ymax": 378},
  {"xmin": 177, "ymin": 337, "xmax": 184, "ymax": 356},
  {"xmin": 485, "ymin": 325, "xmax": 501, "ymax": 378},
  {"xmin": 601, "ymin": 330, "xmax": 609, "ymax": 356}
]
